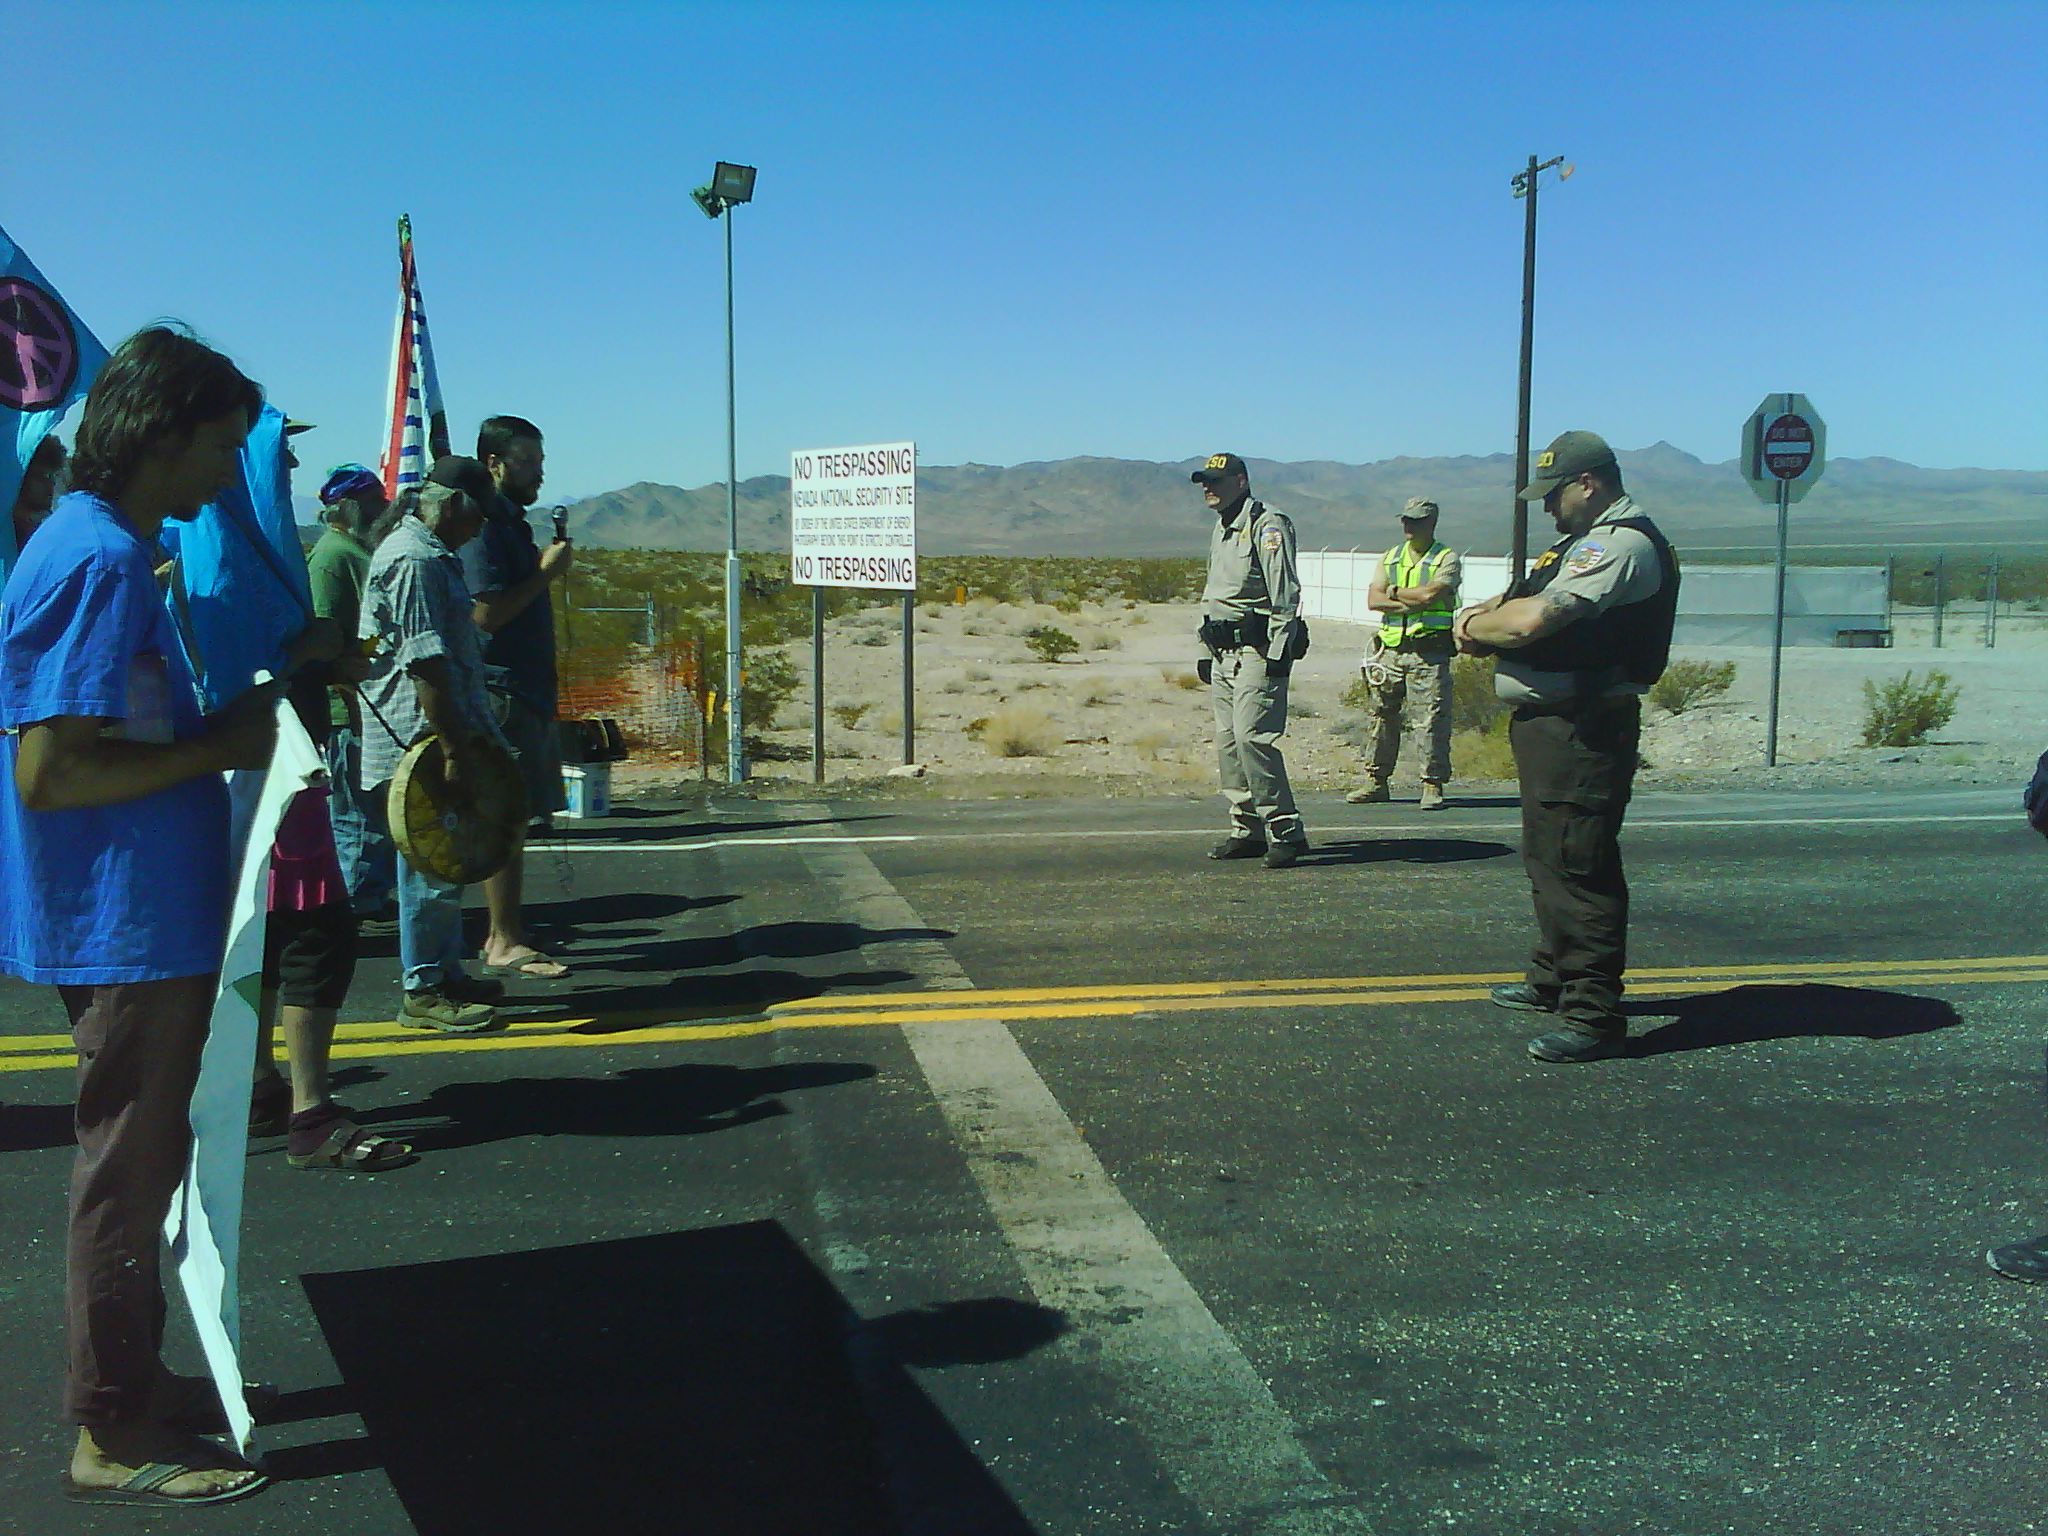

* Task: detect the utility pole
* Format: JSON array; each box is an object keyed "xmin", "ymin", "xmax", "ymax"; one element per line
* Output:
[{"xmin": 1510, "ymin": 154, "xmax": 1571, "ymax": 582}]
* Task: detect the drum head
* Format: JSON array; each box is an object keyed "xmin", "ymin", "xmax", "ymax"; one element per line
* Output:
[{"xmin": 388, "ymin": 735, "xmax": 527, "ymax": 885}]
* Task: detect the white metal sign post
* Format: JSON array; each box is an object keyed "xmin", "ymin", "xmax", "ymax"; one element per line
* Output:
[
  {"xmin": 790, "ymin": 442, "xmax": 919, "ymax": 780},
  {"xmin": 1741, "ymin": 393, "xmax": 1826, "ymax": 766}
]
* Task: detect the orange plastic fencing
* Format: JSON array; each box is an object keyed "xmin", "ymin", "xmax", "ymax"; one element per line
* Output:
[{"xmin": 557, "ymin": 635, "xmax": 707, "ymax": 769}]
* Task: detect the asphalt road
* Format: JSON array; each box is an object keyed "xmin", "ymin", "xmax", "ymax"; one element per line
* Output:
[{"xmin": 1, "ymin": 784, "xmax": 2043, "ymax": 1535}]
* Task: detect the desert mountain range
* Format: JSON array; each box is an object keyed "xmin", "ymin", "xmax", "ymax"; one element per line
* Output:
[{"xmin": 560, "ymin": 446, "xmax": 2047, "ymax": 558}]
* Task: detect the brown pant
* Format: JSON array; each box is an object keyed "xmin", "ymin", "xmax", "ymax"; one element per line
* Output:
[{"xmin": 55, "ymin": 974, "xmax": 215, "ymax": 1425}]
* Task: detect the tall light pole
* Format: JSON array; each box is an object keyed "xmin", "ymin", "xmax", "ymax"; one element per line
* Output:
[
  {"xmin": 693, "ymin": 160, "xmax": 758, "ymax": 783},
  {"xmin": 1509, "ymin": 153, "xmax": 1571, "ymax": 582}
]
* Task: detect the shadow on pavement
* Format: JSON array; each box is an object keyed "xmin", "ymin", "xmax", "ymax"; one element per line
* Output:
[
  {"xmin": 366, "ymin": 1060, "xmax": 878, "ymax": 1153},
  {"xmin": 284, "ymin": 1224, "xmax": 1047, "ymax": 1535},
  {"xmin": 867, "ymin": 1297, "xmax": 1069, "ymax": 1366},
  {"xmin": 1306, "ymin": 837, "xmax": 1516, "ymax": 867},
  {"xmin": 542, "ymin": 810, "xmax": 896, "ymax": 844},
  {"xmin": 529, "ymin": 965, "xmax": 918, "ymax": 1027},
  {"xmin": 1625, "ymin": 983, "xmax": 1962, "ymax": 1056},
  {"xmin": 0, "ymin": 1101, "xmax": 72, "ymax": 1154},
  {"xmin": 596, "ymin": 920, "xmax": 957, "ymax": 977}
]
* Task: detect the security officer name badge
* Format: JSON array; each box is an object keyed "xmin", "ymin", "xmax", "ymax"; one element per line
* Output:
[
  {"xmin": 1566, "ymin": 540, "xmax": 1609, "ymax": 575},
  {"xmin": 1531, "ymin": 548, "xmax": 1562, "ymax": 573}
]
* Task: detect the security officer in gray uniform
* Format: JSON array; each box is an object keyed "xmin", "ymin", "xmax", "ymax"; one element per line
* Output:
[
  {"xmin": 1454, "ymin": 431, "xmax": 1678, "ymax": 1062},
  {"xmin": 1193, "ymin": 452, "xmax": 1310, "ymax": 868}
]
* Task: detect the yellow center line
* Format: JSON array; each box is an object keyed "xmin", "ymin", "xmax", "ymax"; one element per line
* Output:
[{"xmin": 2, "ymin": 954, "xmax": 2045, "ymax": 1074}]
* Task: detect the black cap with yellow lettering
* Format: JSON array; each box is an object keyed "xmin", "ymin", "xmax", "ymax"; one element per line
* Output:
[
  {"xmin": 1517, "ymin": 430, "xmax": 1616, "ymax": 500},
  {"xmin": 1191, "ymin": 452, "xmax": 1249, "ymax": 485}
]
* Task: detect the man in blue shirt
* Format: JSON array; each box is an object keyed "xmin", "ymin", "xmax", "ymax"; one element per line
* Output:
[{"xmin": 1, "ymin": 326, "xmax": 276, "ymax": 1507}]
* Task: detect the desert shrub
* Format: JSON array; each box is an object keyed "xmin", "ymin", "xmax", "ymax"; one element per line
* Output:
[
  {"xmin": 1163, "ymin": 668, "xmax": 1202, "ymax": 691},
  {"xmin": 1341, "ymin": 673, "xmax": 1373, "ymax": 712},
  {"xmin": 708, "ymin": 645, "xmax": 799, "ymax": 767},
  {"xmin": 1648, "ymin": 658, "xmax": 1736, "ymax": 715},
  {"xmin": 1052, "ymin": 594, "xmax": 1084, "ymax": 614},
  {"xmin": 964, "ymin": 716, "xmax": 990, "ymax": 738},
  {"xmin": 1861, "ymin": 669, "xmax": 1960, "ymax": 747},
  {"xmin": 1130, "ymin": 724, "xmax": 1175, "ymax": 757},
  {"xmin": 1451, "ymin": 655, "xmax": 1505, "ymax": 733},
  {"xmin": 1453, "ymin": 717, "xmax": 1517, "ymax": 780},
  {"xmin": 1081, "ymin": 628, "xmax": 1120, "ymax": 652},
  {"xmin": 1292, "ymin": 700, "xmax": 1320, "ymax": 719},
  {"xmin": 1077, "ymin": 683, "xmax": 1118, "ymax": 708},
  {"xmin": 830, "ymin": 702, "xmax": 872, "ymax": 728},
  {"xmin": 1024, "ymin": 625, "xmax": 1080, "ymax": 663},
  {"xmin": 980, "ymin": 705, "xmax": 1059, "ymax": 757},
  {"xmin": 964, "ymin": 665, "xmax": 992, "ymax": 682},
  {"xmin": 855, "ymin": 628, "xmax": 891, "ymax": 647}
]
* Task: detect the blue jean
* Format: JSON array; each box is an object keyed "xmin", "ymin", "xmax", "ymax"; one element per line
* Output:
[
  {"xmin": 325, "ymin": 726, "xmax": 397, "ymax": 917},
  {"xmin": 366, "ymin": 774, "xmax": 469, "ymax": 993}
]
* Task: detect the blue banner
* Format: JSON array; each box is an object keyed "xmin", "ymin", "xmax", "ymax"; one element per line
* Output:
[
  {"xmin": 160, "ymin": 405, "xmax": 314, "ymax": 709},
  {"xmin": 0, "ymin": 224, "xmax": 110, "ymax": 584}
]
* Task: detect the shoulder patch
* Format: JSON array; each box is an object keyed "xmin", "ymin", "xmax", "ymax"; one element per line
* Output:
[
  {"xmin": 1260, "ymin": 524, "xmax": 1285, "ymax": 554},
  {"xmin": 1566, "ymin": 540, "xmax": 1608, "ymax": 575}
]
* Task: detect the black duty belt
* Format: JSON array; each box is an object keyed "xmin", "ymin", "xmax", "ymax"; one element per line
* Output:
[
  {"xmin": 1201, "ymin": 614, "xmax": 1269, "ymax": 652},
  {"xmin": 1385, "ymin": 631, "xmax": 1455, "ymax": 654}
]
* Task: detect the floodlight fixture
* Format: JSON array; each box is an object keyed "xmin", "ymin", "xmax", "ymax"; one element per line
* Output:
[
  {"xmin": 712, "ymin": 162, "xmax": 757, "ymax": 204},
  {"xmin": 693, "ymin": 162, "xmax": 758, "ymax": 219}
]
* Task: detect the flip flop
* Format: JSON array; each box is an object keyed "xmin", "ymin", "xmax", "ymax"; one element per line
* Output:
[
  {"xmin": 63, "ymin": 1461, "xmax": 270, "ymax": 1508},
  {"xmin": 478, "ymin": 947, "xmax": 570, "ymax": 979}
]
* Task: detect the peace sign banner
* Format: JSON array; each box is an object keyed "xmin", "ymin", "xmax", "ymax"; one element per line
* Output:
[{"xmin": 0, "ymin": 224, "xmax": 109, "ymax": 581}]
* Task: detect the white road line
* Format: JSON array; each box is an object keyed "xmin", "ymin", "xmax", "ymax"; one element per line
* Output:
[
  {"xmin": 790, "ymin": 818, "xmax": 1369, "ymax": 1534},
  {"xmin": 534, "ymin": 808, "xmax": 2016, "ymax": 854}
]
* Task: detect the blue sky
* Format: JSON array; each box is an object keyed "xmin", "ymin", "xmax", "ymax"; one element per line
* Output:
[{"xmin": 9, "ymin": 0, "xmax": 2042, "ymax": 499}]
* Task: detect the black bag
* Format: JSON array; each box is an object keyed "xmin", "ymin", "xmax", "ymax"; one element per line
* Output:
[{"xmin": 2025, "ymin": 750, "xmax": 2048, "ymax": 838}]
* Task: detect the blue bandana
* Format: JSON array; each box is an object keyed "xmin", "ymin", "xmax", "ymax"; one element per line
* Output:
[{"xmin": 319, "ymin": 463, "xmax": 381, "ymax": 505}]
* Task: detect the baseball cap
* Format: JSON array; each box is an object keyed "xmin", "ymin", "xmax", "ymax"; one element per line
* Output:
[
  {"xmin": 283, "ymin": 418, "xmax": 317, "ymax": 436},
  {"xmin": 427, "ymin": 453, "xmax": 496, "ymax": 507},
  {"xmin": 1518, "ymin": 430, "xmax": 1617, "ymax": 501},
  {"xmin": 1400, "ymin": 497, "xmax": 1440, "ymax": 520},
  {"xmin": 1191, "ymin": 452, "xmax": 1248, "ymax": 485}
]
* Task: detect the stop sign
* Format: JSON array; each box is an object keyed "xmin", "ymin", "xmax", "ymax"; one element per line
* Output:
[{"xmin": 1763, "ymin": 413, "xmax": 1814, "ymax": 479}]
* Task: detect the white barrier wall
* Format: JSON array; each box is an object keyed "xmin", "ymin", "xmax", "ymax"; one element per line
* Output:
[{"xmin": 1298, "ymin": 552, "xmax": 1887, "ymax": 647}]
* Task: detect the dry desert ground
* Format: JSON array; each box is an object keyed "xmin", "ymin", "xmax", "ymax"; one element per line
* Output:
[{"xmin": 609, "ymin": 596, "xmax": 2048, "ymax": 802}]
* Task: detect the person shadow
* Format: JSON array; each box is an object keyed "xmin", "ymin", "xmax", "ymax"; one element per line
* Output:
[
  {"xmin": 358, "ymin": 1059, "xmax": 880, "ymax": 1154},
  {"xmin": 1301, "ymin": 837, "xmax": 1516, "ymax": 867},
  {"xmin": 269, "ymin": 1224, "xmax": 1060, "ymax": 1534},
  {"xmin": 1623, "ymin": 983, "xmax": 1961, "ymax": 1057}
]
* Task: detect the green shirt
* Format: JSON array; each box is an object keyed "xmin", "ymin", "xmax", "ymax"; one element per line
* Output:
[{"xmin": 306, "ymin": 526, "xmax": 371, "ymax": 727}]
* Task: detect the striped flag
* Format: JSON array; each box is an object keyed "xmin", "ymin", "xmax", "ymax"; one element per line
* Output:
[{"xmin": 378, "ymin": 214, "xmax": 449, "ymax": 499}]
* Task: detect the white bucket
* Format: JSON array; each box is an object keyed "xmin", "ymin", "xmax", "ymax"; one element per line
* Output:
[{"xmin": 561, "ymin": 763, "xmax": 611, "ymax": 819}]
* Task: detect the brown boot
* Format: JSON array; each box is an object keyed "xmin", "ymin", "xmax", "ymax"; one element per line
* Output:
[
  {"xmin": 1419, "ymin": 781, "xmax": 1446, "ymax": 811},
  {"xmin": 1345, "ymin": 777, "xmax": 1390, "ymax": 804}
]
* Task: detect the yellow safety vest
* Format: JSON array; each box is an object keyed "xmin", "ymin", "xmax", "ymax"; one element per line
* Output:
[{"xmin": 1377, "ymin": 541, "xmax": 1456, "ymax": 648}]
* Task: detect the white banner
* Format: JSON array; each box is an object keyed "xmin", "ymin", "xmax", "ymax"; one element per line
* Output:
[
  {"xmin": 789, "ymin": 441, "xmax": 917, "ymax": 590},
  {"xmin": 164, "ymin": 693, "xmax": 325, "ymax": 1454}
]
